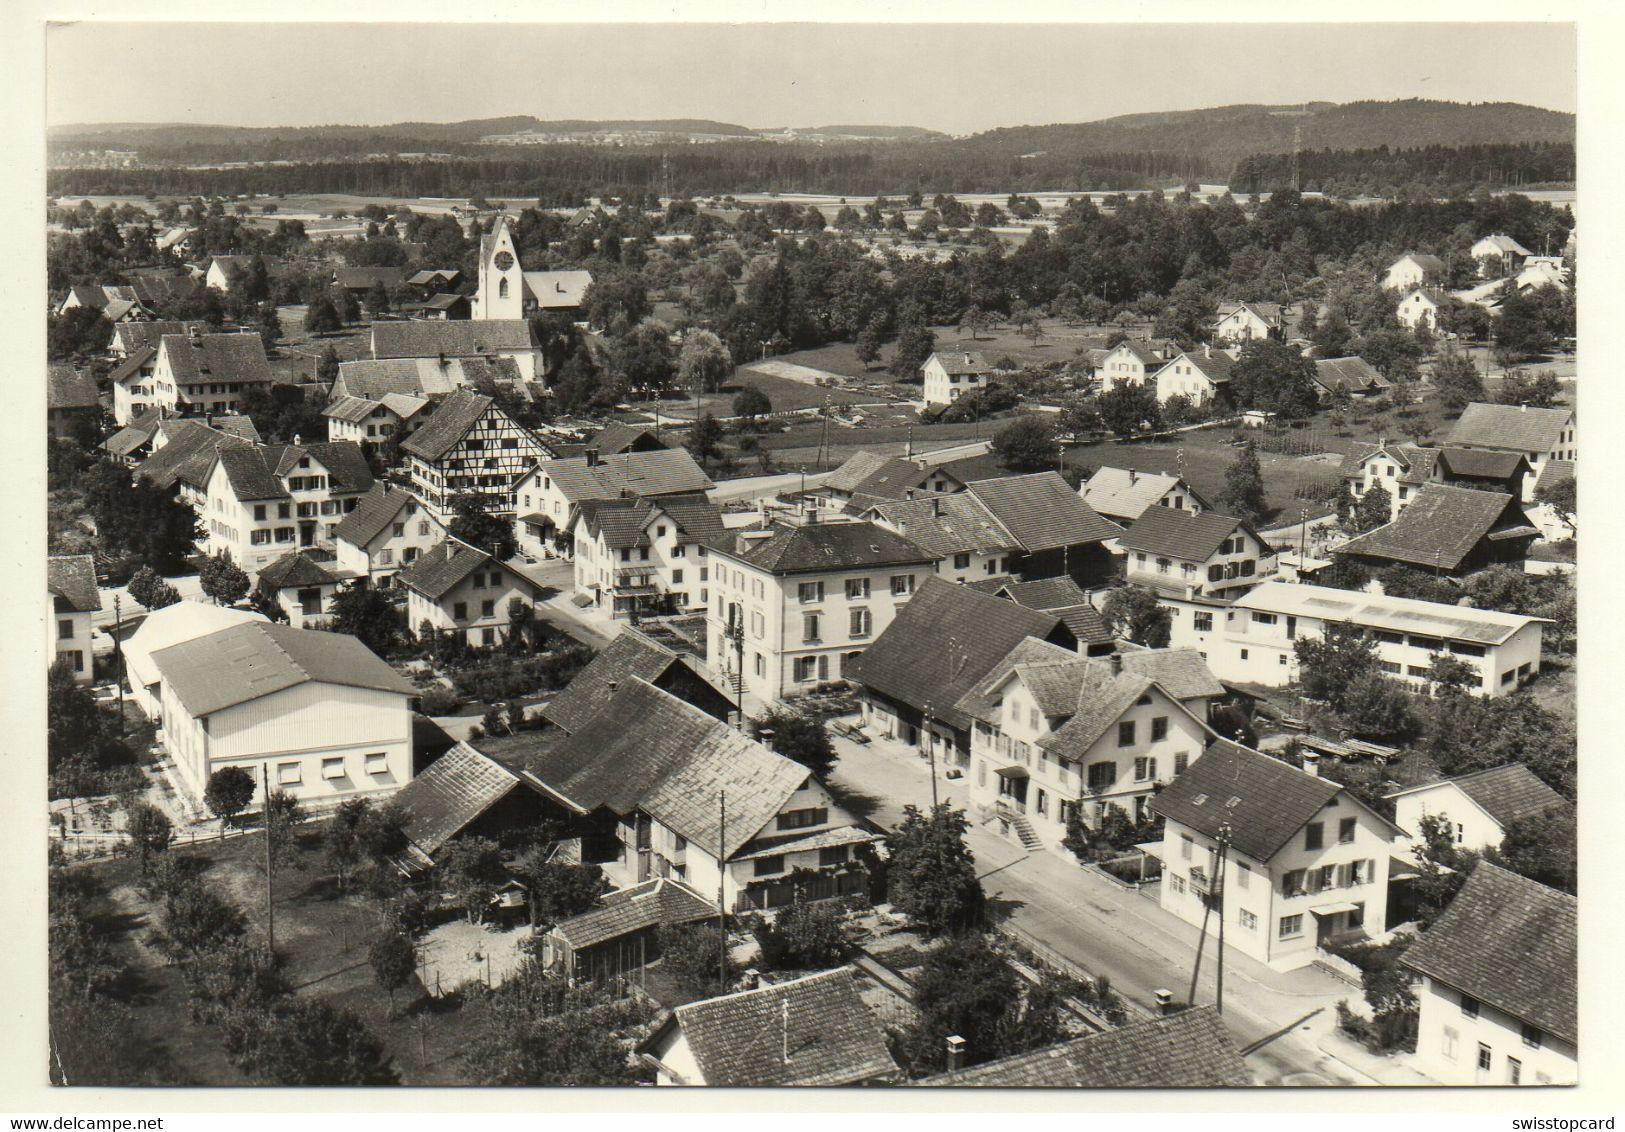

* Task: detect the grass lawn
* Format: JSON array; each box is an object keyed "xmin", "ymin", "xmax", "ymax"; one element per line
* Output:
[
  {"xmin": 646, "ymin": 370, "xmax": 887, "ymax": 421},
  {"xmin": 761, "ymin": 318, "xmax": 1108, "ymax": 387}
]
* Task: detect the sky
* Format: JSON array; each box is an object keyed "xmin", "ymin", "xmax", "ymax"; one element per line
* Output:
[{"xmin": 47, "ymin": 21, "xmax": 1575, "ymax": 135}]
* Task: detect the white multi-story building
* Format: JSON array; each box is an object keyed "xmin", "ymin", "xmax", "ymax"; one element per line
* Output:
[
  {"xmin": 570, "ymin": 494, "xmax": 725, "ymax": 619},
  {"xmin": 147, "ymin": 332, "xmax": 274, "ymax": 418},
  {"xmin": 397, "ymin": 539, "xmax": 540, "ymax": 648},
  {"xmin": 332, "ymin": 485, "xmax": 449, "ymax": 588},
  {"xmin": 1151, "ymin": 741, "xmax": 1405, "ymax": 971},
  {"xmin": 401, "ymin": 388, "xmax": 553, "ymax": 520},
  {"xmin": 921, "ymin": 351, "xmax": 995, "ymax": 406},
  {"xmin": 515, "ymin": 448, "xmax": 714, "ymax": 559},
  {"xmin": 1117, "ymin": 509, "xmax": 1274, "ymax": 600},
  {"xmin": 1386, "ymin": 764, "xmax": 1567, "ymax": 862},
  {"xmin": 1382, "ymin": 253, "xmax": 1445, "ymax": 292},
  {"xmin": 47, "ymin": 555, "xmax": 101, "ymax": 684},
  {"xmin": 1443, "ymin": 402, "xmax": 1576, "ymax": 503},
  {"xmin": 201, "ymin": 441, "xmax": 375, "ymax": 575},
  {"xmin": 323, "ymin": 392, "xmax": 432, "ymax": 450},
  {"xmin": 1402, "ymin": 863, "xmax": 1575, "ymax": 1085},
  {"xmin": 123, "ymin": 601, "xmax": 268, "ymax": 719}
]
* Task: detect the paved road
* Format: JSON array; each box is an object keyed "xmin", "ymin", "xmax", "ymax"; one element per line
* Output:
[
  {"xmin": 824, "ymin": 726, "xmax": 1380, "ymax": 1086},
  {"xmin": 708, "ymin": 469, "xmax": 833, "ymax": 504}
]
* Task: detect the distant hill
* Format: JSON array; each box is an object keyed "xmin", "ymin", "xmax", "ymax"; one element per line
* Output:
[
  {"xmin": 953, "ymin": 99, "xmax": 1575, "ymax": 166},
  {"xmin": 797, "ymin": 125, "xmax": 947, "ymax": 139},
  {"xmin": 48, "ymin": 116, "xmax": 764, "ymax": 147}
]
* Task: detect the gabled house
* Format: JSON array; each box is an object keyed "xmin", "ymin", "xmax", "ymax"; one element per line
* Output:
[
  {"xmin": 1443, "ymin": 402, "xmax": 1576, "ymax": 502},
  {"xmin": 332, "ymin": 485, "xmax": 448, "ymax": 587},
  {"xmin": 390, "ymin": 742, "xmax": 553, "ymax": 872},
  {"xmin": 1342, "ymin": 441, "xmax": 1532, "ymax": 522},
  {"xmin": 1528, "ymin": 459, "xmax": 1576, "ymax": 541},
  {"xmin": 961, "ymin": 641, "xmax": 1222, "ymax": 850},
  {"xmin": 1401, "ymin": 863, "xmax": 1575, "ymax": 1085},
  {"xmin": 1470, "ymin": 233, "xmax": 1532, "ymax": 278},
  {"xmin": 332, "ymin": 266, "xmax": 407, "ymax": 297},
  {"xmin": 848, "ymin": 577, "xmax": 1080, "ymax": 768},
  {"xmin": 400, "ymin": 293, "xmax": 471, "ymax": 321},
  {"xmin": 370, "ymin": 319, "xmax": 542, "ymax": 383},
  {"xmin": 980, "ymin": 576, "xmax": 1116, "ymax": 655},
  {"xmin": 962, "ymin": 472, "xmax": 1121, "ymax": 587},
  {"xmin": 397, "ymin": 538, "xmax": 539, "ymax": 648},
  {"xmin": 861, "ymin": 492, "xmax": 1019, "ymax": 585},
  {"xmin": 103, "ymin": 408, "xmax": 166, "ymax": 465},
  {"xmin": 148, "ymin": 332, "xmax": 274, "ymax": 418},
  {"xmin": 1395, "ymin": 286, "xmax": 1448, "ymax": 332},
  {"xmin": 1383, "ymin": 253, "xmax": 1446, "ymax": 292},
  {"xmin": 1097, "ymin": 340, "xmax": 1174, "ymax": 393},
  {"xmin": 587, "ymin": 422, "xmax": 667, "ymax": 457},
  {"xmin": 1150, "ymin": 741, "xmax": 1406, "ymax": 970},
  {"xmin": 921, "ymin": 350, "xmax": 995, "ymax": 406},
  {"xmin": 542, "ymin": 877, "xmax": 717, "ymax": 983},
  {"xmin": 1118, "ymin": 508, "xmax": 1273, "ymax": 599},
  {"xmin": 47, "ymin": 364, "xmax": 101, "ymax": 439},
  {"xmin": 1079, "ymin": 467, "xmax": 1209, "ymax": 528},
  {"xmin": 1387, "ymin": 764, "xmax": 1567, "ymax": 861},
  {"xmin": 478, "ymin": 678, "xmax": 882, "ymax": 910},
  {"xmin": 111, "ymin": 320, "xmax": 195, "ymax": 359},
  {"xmin": 1151, "ymin": 347, "xmax": 1238, "ymax": 406},
  {"xmin": 122, "ymin": 601, "xmax": 267, "ymax": 718},
  {"xmin": 254, "ymin": 549, "xmax": 350, "ymax": 629},
  {"xmin": 149, "ymin": 620, "xmax": 417, "ymax": 811},
  {"xmin": 1311, "ymin": 356, "xmax": 1392, "ymax": 400},
  {"xmin": 917, "ymin": 1006, "xmax": 1251, "ymax": 1087},
  {"xmin": 323, "ymin": 392, "xmax": 432, "ymax": 449},
  {"xmin": 201, "ymin": 441, "xmax": 375, "ymax": 574},
  {"xmin": 48, "ymin": 554, "xmax": 102, "ymax": 683},
  {"xmin": 812, "ymin": 451, "xmax": 965, "ymax": 513},
  {"xmin": 641, "ymin": 968, "xmax": 898, "ymax": 1087},
  {"xmin": 400, "ymin": 388, "xmax": 553, "ymax": 518},
  {"xmin": 571, "ymin": 493, "xmax": 726, "ymax": 618},
  {"xmin": 1211, "ymin": 301, "xmax": 1284, "ymax": 344},
  {"xmin": 406, "ymin": 268, "xmax": 464, "ymax": 293},
  {"xmin": 204, "ymin": 255, "xmax": 290, "ymax": 293},
  {"xmin": 134, "ymin": 418, "xmax": 257, "ymax": 509},
  {"xmin": 1335, "ymin": 485, "xmax": 1539, "ymax": 576},
  {"xmin": 706, "ymin": 517, "xmax": 935, "ymax": 705},
  {"xmin": 541, "ymin": 626, "xmax": 734, "ymax": 735},
  {"xmin": 330, "ymin": 356, "xmax": 521, "ymax": 402},
  {"xmin": 473, "ymin": 216, "xmax": 593, "ymax": 324},
  {"xmin": 515, "ymin": 447, "xmax": 714, "ymax": 558}
]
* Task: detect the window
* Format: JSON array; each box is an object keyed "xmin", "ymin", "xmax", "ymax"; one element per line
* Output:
[
  {"xmin": 1180, "ymin": 834, "xmax": 1193, "ymax": 861},
  {"xmin": 977, "ymin": 760, "xmax": 986, "ymax": 787},
  {"xmin": 1239, "ymin": 649, "xmax": 1249, "ymax": 661},
  {"xmin": 1477, "ymin": 1044, "xmax": 1492, "ymax": 1073},
  {"xmin": 819, "ymin": 846, "xmax": 850, "ymax": 868},
  {"xmin": 253, "ymin": 504, "xmax": 267, "ymax": 522},
  {"xmin": 752, "ymin": 854, "xmax": 787, "ymax": 877},
  {"xmin": 1461, "ymin": 995, "xmax": 1480, "ymax": 1019},
  {"xmin": 803, "ymin": 613, "xmax": 821, "ymax": 642},
  {"xmin": 890, "ymin": 574, "xmax": 915, "ymax": 596},
  {"xmin": 1239, "ymin": 909, "xmax": 1258, "ymax": 931},
  {"xmin": 1304, "ymin": 822, "xmax": 1324, "ymax": 851},
  {"xmin": 1346, "ymin": 902, "xmax": 1364, "ymax": 929},
  {"xmin": 1193, "ymin": 611, "xmax": 1213, "ymax": 633},
  {"xmin": 277, "ymin": 762, "xmax": 302, "ymax": 786},
  {"xmin": 1282, "ymin": 869, "xmax": 1306, "ymax": 897},
  {"xmin": 671, "ymin": 569, "xmax": 684, "ymax": 585},
  {"xmin": 1156, "ymin": 557, "xmax": 1170, "ymax": 575},
  {"xmin": 365, "ymin": 752, "xmax": 389, "ymax": 775},
  {"xmin": 1117, "ymin": 720, "xmax": 1136, "ymax": 747},
  {"xmin": 481, "ymin": 600, "xmax": 495, "ymax": 618},
  {"xmin": 953, "ymin": 552, "xmax": 970, "ymax": 570},
  {"xmin": 377, "ymin": 548, "xmax": 394, "ymax": 565},
  {"xmin": 1507, "ymin": 1057, "xmax": 1522, "ymax": 1086},
  {"xmin": 1521, "ymin": 1023, "xmax": 1543, "ymax": 1050},
  {"xmin": 849, "ymin": 608, "xmax": 871, "ymax": 637},
  {"xmin": 453, "ymin": 602, "xmax": 468, "ymax": 620},
  {"xmin": 844, "ymin": 577, "xmax": 870, "ymax": 600},
  {"xmin": 1339, "ymin": 817, "xmax": 1357, "ymax": 844},
  {"xmin": 1170, "ymin": 874, "xmax": 1187, "ymax": 894},
  {"xmin": 1279, "ymin": 914, "xmax": 1303, "ymax": 939},
  {"xmin": 1173, "ymin": 753, "xmax": 1189, "ymax": 775},
  {"xmin": 1442, "ymin": 1026, "xmax": 1459, "ymax": 1060},
  {"xmin": 1134, "ymin": 756, "xmax": 1157, "ymax": 782},
  {"xmin": 1252, "ymin": 612, "xmax": 1277, "ymax": 626},
  {"xmin": 1151, "ymin": 716, "xmax": 1168, "ymax": 741},
  {"xmin": 57, "ymin": 619, "xmax": 74, "ymax": 640},
  {"xmin": 322, "ymin": 757, "xmax": 346, "ymax": 781},
  {"xmin": 793, "ymin": 656, "xmax": 819, "ymax": 682},
  {"xmin": 798, "ymin": 581, "xmax": 824, "ymax": 604},
  {"xmin": 1378, "ymin": 660, "xmax": 1402, "ymax": 675},
  {"xmin": 776, "ymin": 807, "xmax": 828, "ymax": 831},
  {"xmin": 1501, "ymin": 669, "xmax": 1516, "ymax": 686},
  {"xmin": 1088, "ymin": 762, "xmax": 1116, "ymax": 791},
  {"xmin": 299, "ymin": 588, "xmax": 323, "ymax": 616}
]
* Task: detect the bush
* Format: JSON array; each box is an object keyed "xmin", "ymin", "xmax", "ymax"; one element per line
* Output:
[
  {"xmin": 417, "ymin": 686, "xmax": 465, "ymax": 716},
  {"xmin": 749, "ymin": 896, "xmax": 851, "ymax": 970}
]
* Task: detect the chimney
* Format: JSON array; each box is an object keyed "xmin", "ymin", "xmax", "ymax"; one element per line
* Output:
[
  {"xmin": 944, "ymin": 1035, "xmax": 967, "ymax": 1072},
  {"xmin": 742, "ymin": 968, "xmax": 760, "ymax": 990},
  {"xmin": 292, "ymin": 433, "xmax": 301, "ymax": 447},
  {"xmin": 1109, "ymin": 652, "xmax": 1122, "ymax": 675},
  {"xmin": 1302, "ymin": 751, "xmax": 1321, "ymax": 778},
  {"xmin": 585, "ymin": 448, "xmax": 599, "ymax": 467},
  {"xmin": 1128, "ymin": 469, "xmax": 1138, "ymax": 486},
  {"xmin": 606, "ymin": 680, "xmax": 618, "ymax": 694},
  {"xmin": 1154, "ymin": 989, "xmax": 1176, "ymax": 1016}
]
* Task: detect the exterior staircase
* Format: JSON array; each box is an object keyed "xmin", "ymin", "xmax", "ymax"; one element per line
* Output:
[{"xmin": 1009, "ymin": 814, "xmax": 1044, "ymax": 853}]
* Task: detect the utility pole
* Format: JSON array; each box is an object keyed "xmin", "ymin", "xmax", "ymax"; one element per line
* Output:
[
  {"xmin": 922, "ymin": 701, "xmax": 938, "ymax": 809},
  {"xmin": 262, "ymin": 763, "xmax": 274, "ymax": 956},
  {"xmin": 717, "ymin": 791, "xmax": 728, "ymax": 989},
  {"xmin": 1215, "ymin": 821, "xmax": 1231, "ymax": 1016},
  {"xmin": 1299, "ymin": 506, "xmax": 1309, "ymax": 565},
  {"xmin": 112, "ymin": 594, "xmax": 125, "ymax": 737}
]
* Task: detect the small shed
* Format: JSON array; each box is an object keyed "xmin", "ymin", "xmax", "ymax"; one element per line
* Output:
[{"xmin": 541, "ymin": 876, "xmax": 719, "ymax": 983}]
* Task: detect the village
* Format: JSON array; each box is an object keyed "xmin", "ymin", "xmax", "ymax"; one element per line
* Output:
[{"xmin": 44, "ymin": 150, "xmax": 1578, "ymax": 1090}]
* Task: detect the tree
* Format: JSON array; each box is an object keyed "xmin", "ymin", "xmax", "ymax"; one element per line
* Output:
[
  {"xmin": 316, "ymin": 345, "xmax": 341, "ymax": 383},
  {"xmin": 1494, "ymin": 286, "xmax": 1551, "ymax": 362},
  {"xmin": 199, "ymin": 556, "xmax": 251, "ymax": 607},
  {"xmin": 1425, "ymin": 652, "xmax": 1480, "ymax": 697},
  {"xmin": 1411, "ymin": 813, "xmax": 1480, "ymax": 928},
  {"xmin": 204, "ymin": 766, "xmax": 257, "ymax": 837},
  {"xmin": 128, "ymin": 566, "xmax": 181, "ymax": 611},
  {"xmin": 1350, "ymin": 482, "xmax": 1392, "ymax": 533},
  {"xmin": 747, "ymin": 709, "xmax": 837, "ymax": 779},
  {"xmin": 1230, "ymin": 339, "xmax": 1320, "ymax": 419},
  {"xmin": 154, "ymin": 875, "xmax": 247, "ymax": 958},
  {"xmin": 448, "ymin": 495, "xmax": 517, "ymax": 562},
  {"xmin": 1498, "ymin": 369, "xmax": 1562, "ymax": 409},
  {"xmin": 902, "ymin": 933, "xmax": 1064, "ymax": 1074},
  {"xmin": 249, "ymin": 999, "xmax": 398, "ymax": 1085},
  {"xmin": 365, "ymin": 281, "xmax": 391, "ymax": 317},
  {"xmin": 609, "ymin": 319, "xmax": 677, "ymax": 396},
  {"xmin": 368, "ymin": 931, "xmax": 418, "ymax": 1015},
  {"xmin": 855, "ymin": 316, "xmax": 888, "ymax": 368},
  {"xmin": 1294, "ymin": 621, "xmax": 1382, "ymax": 715},
  {"xmin": 459, "ymin": 962, "xmax": 654, "ymax": 1085},
  {"xmin": 656, "ymin": 921, "xmax": 735, "ymax": 1001},
  {"xmin": 324, "ymin": 798, "xmax": 370, "ymax": 893},
  {"xmin": 256, "ymin": 301, "xmax": 282, "ymax": 353},
  {"xmin": 732, "ymin": 386, "xmax": 772, "ymax": 420},
  {"xmin": 1100, "ymin": 585, "xmax": 1172, "ymax": 648},
  {"xmin": 582, "ymin": 268, "xmax": 652, "ymax": 334},
  {"xmin": 1431, "ymin": 348, "xmax": 1485, "ymax": 413},
  {"xmin": 301, "ymin": 294, "xmax": 342, "ymax": 335},
  {"xmin": 885, "ymin": 803, "xmax": 984, "ymax": 936},
  {"xmin": 1096, "ymin": 382, "xmax": 1161, "ymax": 438},
  {"xmin": 1496, "ymin": 808, "xmax": 1576, "ymax": 894},
  {"xmin": 958, "ymin": 306, "xmax": 993, "ymax": 341},
  {"xmin": 684, "ymin": 413, "xmax": 725, "ymax": 468},
  {"xmin": 125, "ymin": 801, "xmax": 174, "ymax": 877},
  {"xmin": 511, "ymin": 853, "xmax": 607, "ymax": 929},
  {"xmin": 750, "ymin": 895, "xmax": 850, "ymax": 971},
  {"xmin": 1216, "ymin": 440, "xmax": 1267, "ymax": 524},
  {"xmin": 264, "ymin": 789, "xmax": 306, "ymax": 872},
  {"xmin": 438, "ymin": 836, "xmax": 506, "ymax": 924},
  {"xmin": 327, "ymin": 586, "xmax": 404, "ymax": 657},
  {"xmin": 1535, "ymin": 472, "xmax": 1576, "ymax": 536},
  {"xmin": 888, "ymin": 324, "xmax": 936, "ymax": 378},
  {"xmin": 990, "ymin": 417, "xmax": 1058, "ymax": 472},
  {"xmin": 675, "ymin": 328, "xmax": 734, "ymax": 397}
]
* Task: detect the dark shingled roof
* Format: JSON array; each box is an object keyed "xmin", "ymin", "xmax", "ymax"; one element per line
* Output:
[
  {"xmin": 112, "ymin": 320, "xmax": 192, "ymax": 355},
  {"xmin": 848, "ymin": 576, "xmax": 1072, "ymax": 731},
  {"xmin": 395, "ymin": 539, "xmax": 498, "ymax": 600},
  {"xmin": 1152, "ymin": 741, "xmax": 1348, "ymax": 863},
  {"xmin": 48, "ymin": 554, "xmax": 102, "ymax": 614},
  {"xmin": 1448, "ymin": 764, "xmax": 1568, "ymax": 829},
  {"xmin": 1313, "ymin": 356, "xmax": 1392, "ymax": 395},
  {"xmin": 255, "ymin": 550, "xmax": 341, "ymax": 590},
  {"xmin": 399, "ymin": 388, "xmax": 496, "ymax": 461},
  {"xmin": 1157, "ymin": 349, "xmax": 1238, "ymax": 384},
  {"xmin": 929, "ymin": 350, "xmax": 994, "ymax": 376},
  {"xmin": 1435, "ymin": 447, "xmax": 1530, "ymax": 481},
  {"xmin": 371, "ymin": 319, "xmax": 536, "ymax": 359},
  {"xmin": 48, "ymin": 364, "xmax": 100, "ymax": 411},
  {"xmin": 542, "ymin": 627, "xmax": 693, "ymax": 734},
  {"xmin": 719, "ymin": 520, "xmax": 933, "ymax": 576},
  {"xmin": 840, "ymin": 457, "xmax": 961, "ymax": 505},
  {"xmin": 1445, "ymin": 403, "xmax": 1572, "ymax": 456},
  {"xmin": 587, "ymin": 421, "xmax": 666, "ymax": 455},
  {"xmin": 1336, "ymin": 485, "xmax": 1530, "ymax": 571},
  {"xmin": 1535, "ymin": 458, "xmax": 1575, "ymax": 494},
  {"xmin": 158, "ymin": 333, "xmax": 274, "ymax": 389},
  {"xmin": 1117, "ymin": 508, "xmax": 1257, "ymax": 563},
  {"xmin": 862, "ymin": 494, "xmax": 1015, "ymax": 557},
  {"xmin": 103, "ymin": 408, "xmax": 164, "ymax": 458},
  {"xmin": 991, "ymin": 578, "xmax": 1115, "ymax": 647},
  {"xmin": 333, "ymin": 485, "xmax": 434, "ymax": 548},
  {"xmin": 822, "ymin": 451, "xmax": 894, "ymax": 494},
  {"xmin": 216, "ymin": 441, "xmax": 374, "ymax": 502},
  {"xmin": 918, "ymin": 1005, "xmax": 1251, "ymax": 1087},
  {"xmin": 964, "ymin": 473, "xmax": 1120, "ymax": 552},
  {"xmin": 392, "ymin": 742, "xmax": 528, "ymax": 858},
  {"xmin": 529, "ymin": 448, "xmax": 714, "ymax": 505},
  {"xmin": 549, "ymin": 877, "xmax": 715, "ymax": 951},
  {"xmin": 1338, "ymin": 443, "xmax": 1440, "ymax": 486},
  {"xmin": 334, "ymin": 266, "xmax": 407, "ymax": 291},
  {"xmin": 657, "ymin": 968, "xmax": 898, "ymax": 1087},
  {"xmin": 1400, "ymin": 863, "xmax": 1576, "ymax": 1045},
  {"xmin": 1108, "ymin": 340, "xmax": 1167, "ymax": 366},
  {"xmin": 136, "ymin": 421, "xmax": 254, "ymax": 492},
  {"xmin": 108, "ymin": 346, "xmax": 158, "ymax": 389}
]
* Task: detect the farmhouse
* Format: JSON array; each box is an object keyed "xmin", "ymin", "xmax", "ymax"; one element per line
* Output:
[
  {"xmin": 1334, "ymin": 485, "xmax": 1538, "ymax": 575},
  {"xmin": 1442, "ymin": 402, "xmax": 1575, "ymax": 502},
  {"xmin": 1080, "ymin": 467, "xmax": 1209, "ymax": 528},
  {"xmin": 921, "ymin": 350, "xmax": 995, "ymax": 406},
  {"xmin": 400, "ymin": 388, "xmax": 553, "ymax": 518},
  {"xmin": 1383, "ymin": 253, "xmax": 1445, "ymax": 292},
  {"xmin": 514, "ymin": 447, "xmax": 713, "ymax": 558},
  {"xmin": 47, "ymin": 554, "xmax": 101, "ymax": 684},
  {"xmin": 1387, "ymin": 764, "xmax": 1567, "ymax": 861}
]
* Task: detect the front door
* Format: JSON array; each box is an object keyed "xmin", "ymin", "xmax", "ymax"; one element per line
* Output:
[
  {"xmin": 1315, "ymin": 912, "xmax": 1336, "ymax": 948},
  {"xmin": 299, "ymin": 520, "xmax": 317, "ymax": 547}
]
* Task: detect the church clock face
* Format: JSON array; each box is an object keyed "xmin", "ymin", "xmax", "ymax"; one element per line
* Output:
[{"xmin": 493, "ymin": 251, "xmax": 514, "ymax": 270}]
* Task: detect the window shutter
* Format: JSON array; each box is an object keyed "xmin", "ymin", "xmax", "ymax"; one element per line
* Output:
[{"xmin": 1147, "ymin": 757, "xmax": 1157, "ymax": 780}]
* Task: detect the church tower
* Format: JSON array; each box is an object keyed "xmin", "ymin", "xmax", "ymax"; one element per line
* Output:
[{"xmin": 475, "ymin": 215, "xmax": 524, "ymax": 321}]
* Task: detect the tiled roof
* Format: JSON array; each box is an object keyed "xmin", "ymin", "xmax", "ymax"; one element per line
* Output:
[
  {"xmin": 1436, "ymin": 448, "xmax": 1528, "ymax": 481},
  {"xmin": 1232, "ymin": 581, "xmax": 1550, "ymax": 646},
  {"xmin": 842, "ymin": 457, "xmax": 959, "ymax": 505},
  {"xmin": 919, "ymin": 1005, "xmax": 1251, "ymax": 1087},
  {"xmin": 1336, "ymin": 485, "xmax": 1529, "ymax": 571},
  {"xmin": 113, "ymin": 321, "xmax": 193, "ymax": 356},
  {"xmin": 719, "ymin": 520, "xmax": 933, "ymax": 576},
  {"xmin": 577, "ymin": 497, "xmax": 659, "ymax": 550},
  {"xmin": 1313, "ymin": 356, "xmax": 1392, "ymax": 394},
  {"xmin": 862, "ymin": 494, "xmax": 1015, "ymax": 557},
  {"xmin": 822, "ymin": 451, "xmax": 893, "ymax": 494},
  {"xmin": 158, "ymin": 333, "xmax": 273, "ymax": 388},
  {"xmin": 48, "ymin": 554, "xmax": 101, "ymax": 613},
  {"xmin": 333, "ymin": 485, "xmax": 432, "ymax": 548},
  {"xmin": 48, "ymin": 364, "xmax": 100, "ymax": 412},
  {"xmin": 216, "ymin": 441, "xmax": 374, "ymax": 502},
  {"xmin": 150, "ymin": 621, "xmax": 416, "ymax": 717},
  {"xmin": 322, "ymin": 394, "xmax": 382, "ymax": 425},
  {"xmin": 1151, "ymin": 740, "xmax": 1346, "ymax": 863},
  {"xmin": 1108, "ymin": 340, "xmax": 1165, "ymax": 366},
  {"xmin": 1116, "ymin": 508, "xmax": 1254, "ymax": 563},
  {"xmin": 849, "ymin": 576, "xmax": 1070, "ymax": 731},
  {"xmin": 103, "ymin": 408, "xmax": 164, "ymax": 458},
  {"xmin": 1036, "ymin": 665, "xmax": 1158, "ymax": 761},
  {"xmin": 661, "ymin": 968, "xmax": 897, "ymax": 1087},
  {"xmin": 588, "ymin": 421, "xmax": 665, "ymax": 456},
  {"xmin": 929, "ymin": 350, "xmax": 993, "ymax": 376},
  {"xmin": 255, "ymin": 549, "xmax": 341, "ymax": 590},
  {"xmin": 1449, "ymin": 764, "xmax": 1568, "ymax": 828},
  {"xmin": 332, "ymin": 358, "xmax": 466, "ymax": 399},
  {"xmin": 399, "ymin": 388, "xmax": 497, "ymax": 461},
  {"xmin": 1535, "ymin": 458, "xmax": 1575, "ymax": 494},
  {"xmin": 1393, "ymin": 253, "xmax": 1446, "ymax": 273},
  {"xmin": 1338, "ymin": 443, "xmax": 1439, "ymax": 486},
  {"xmin": 108, "ymin": 346, "xmax": 158, "ymax": 389},
  {"xmin": 1475, "ymin": 233, "xmax": 1533, "ymax": 256},
  {"xmin": 395, "ymin": 539, "xmax": 493, "ymax": 600},
  {"xmin": 1400, "ymin": 863, "xmax": 1575, "ymax": 1045},
  {"xmin": 1118, "ymin": 647, "xmax": 1226, "ymax": 701},
  {"xmin": 371, "ymin": 319, "xmax": 535, "ymax": 359},
  {"xmin": 954, "ymin": 636, "xmax": 1079, "ymax": 721},
  {"xmin": 136, "ymin": 421, "xmax": 253, "ymax": 492},
  {"xmin": 334, "ymin": 266, "xmax": 407, "ymax": 290},
  {"xmin": 1445, "ymin": 403, "xmax": 1572, "ymax": 456},
  {"xmin": 122, "ymin": 602, "xmax": 266, "ymax": 692},
  {"xmin": 1217, "ymin": 300, "xmax": 1283, "ymax": 325},
  {"xmin": 392, "ymin": 742, "xmax": 527, "ymax": 857},
  {"xmin": 541, "ymin": 627, "xmax": 688, "ymax": 733},
  {"xmin": 1080, "ymin": 467, "xmax": 1197, "ymax": 522},
  {"xmin": 211, "ymin": 415, "xmax": 263, "ymax": 442},
  {"xmin": 523, "ymin": 269, "xmax": 594, "ymax": 309},
  {"xmin": 657, "ymin": 495, "xmax": 728, "ymax": 546},
  {"xmin": 403, "ymin": 293, "xmax": 469, "ymax": 312},
  {"xmin": 407, "ymin": 269, "xmax": 462, "ymax": 287},
  {"xmin": 964, "ymin": 473, "xmax": 1120, "ymax": 552},
  {"xmin": 530, "ymin": 448, "xmax": 714, "ymax": 504},
  {"xmin": 549, "ymin": 877, "xmax": 714, "ymax": 950},
  {"xmin": 379, "ymin": 392, "xmax": 432, "ymax": 420}
]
